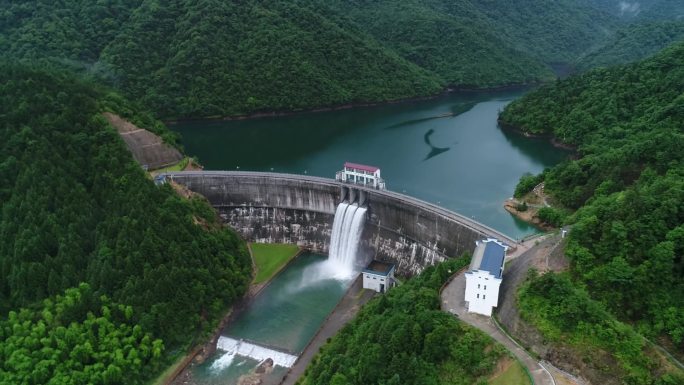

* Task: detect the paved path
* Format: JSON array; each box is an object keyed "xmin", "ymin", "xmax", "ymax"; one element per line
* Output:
[
  {"xmin": 441, "ymin": 235, "xmax": 557, "ymax": 385},
  {"xmin": 277, "ymin": 275, "xmax": 375, "ymax": 385},
  {"xmin": 441, "ymin": 243, "xmax": 557, "ymax": 385}
]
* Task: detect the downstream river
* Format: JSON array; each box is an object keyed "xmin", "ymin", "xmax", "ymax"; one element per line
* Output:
[
  {"xmin": 171, "ymin": 89, "xmax": 568, "ymax": 240},
  {"xmin": 191, "ymin": 253, "xmax": 350, "ymax": 384}
]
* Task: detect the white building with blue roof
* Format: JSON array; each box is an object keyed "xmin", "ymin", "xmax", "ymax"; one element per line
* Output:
[
  {"xmin": 363, "ymin": 260, "xmax": 395, "ymax": 293},
  {"xmin": 464, "ymin": 238, "xmax": 509, "ymax": 316}
]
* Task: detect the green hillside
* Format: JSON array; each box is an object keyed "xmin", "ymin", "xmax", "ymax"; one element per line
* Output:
[
  {"xmin": 467, "ymin": 0, "xmax": 618, "ymax": 63},
  {"xmin": 300, "ymin": 258, "xmax": 509, "ymax": 385},
  {"xmin": 518, "ymin": 272, "xmax": 683, "ymax": 385},
  {"xmin": 577, "ymin": 20, "xmax": 684, "ymax": 69},
  {"xmin": 1, "ymin": 0, "xmax": 627, "ymax": 118},
  {"xmin": 317, "ymin": 0, "xmax": 554, "ymax": 87},
  {"xmin": 499, "ymin": 42, "xmax": 684, "ymax": 352},
  {"xmin": 98, "ymin": 0, "xmax": 444, "ymax": 118},
  {"xmin": 588, "ymin": 0, "xmax": 684, "ymax": 20},
  {"xmin": 0, "ymin": 64, "xmax": 252, "ymax": 382}
]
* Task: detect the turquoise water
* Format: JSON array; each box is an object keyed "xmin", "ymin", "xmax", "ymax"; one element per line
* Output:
[
  {"xmin": 191, "ymin": 253, "xmax": 350, "ymax": 384},
  {"xmin": 172, "ymin": 89, "xmax": 569, "ymax": 240}
]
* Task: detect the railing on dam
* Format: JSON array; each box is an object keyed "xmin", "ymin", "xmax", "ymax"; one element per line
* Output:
[{"xmin": 159, "ymin": 171, "xmax": 517, "ymax": 246}]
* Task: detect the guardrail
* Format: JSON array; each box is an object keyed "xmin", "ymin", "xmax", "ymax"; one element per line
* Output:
[{"xmin": 161, "ymin": 171, "xmax": 517, "ymax": 246}]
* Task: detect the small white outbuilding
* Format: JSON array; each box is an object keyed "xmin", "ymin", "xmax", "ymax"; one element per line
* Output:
[
  {"xmin": 464, "ymin": 238, "xmax": 508, "ymax": 316},
  {"xmin": 362, "ymin": 260, "xmax": 395, "ymax": 293}
]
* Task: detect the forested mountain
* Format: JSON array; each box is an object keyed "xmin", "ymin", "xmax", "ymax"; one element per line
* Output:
[
  {"xmin": 317, "ymin": 0, "xmax": 554, "ymax": 87},
  {"xmin": 301, "ymin": 258, "xmax": 507, "ymax": 385},
  {"xmin": 0, "ymin": 64, "xmax": 252, "ymax": 382},
  {"xmin": 499, "ymin": 42, "xmax": 684, "ymax": 352},
  {"xmin": 465, "ymin": 0, "xmax": 617, "ymax": 63},
  {"xmin": 1, "ymin": 0, "xmax": 624, "ymax": 118},
  {"xmin": 589, "ymin": 0, "xmax": 684, "ymax": 20},
  {"xmin": 98, "ymin": 0, "xmax": 444, "ymax": 118},
  {"xmin": 576, "ymin": 20, "xmax": 684, "ymax": 70},
  {"xmin": 518, "ymin": 272, "xmax": 683, "ymax": 384}
]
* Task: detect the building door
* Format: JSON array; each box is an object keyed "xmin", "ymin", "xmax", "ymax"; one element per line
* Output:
[{"xmin": 380, "ymin": 284, "xmax": 385, "ymax": 293}]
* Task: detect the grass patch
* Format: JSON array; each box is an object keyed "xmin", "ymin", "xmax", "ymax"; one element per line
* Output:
[
  {"xmin": 489, "ymin": 358, "xmax": 531, "ymax": 385},
  {"xmin": 251, "ymin": 243, "xmax": 299, "ymax": 284},
  {"xmin": 154, "ymin": 157, "xmax": 189, "ymax": 173}
]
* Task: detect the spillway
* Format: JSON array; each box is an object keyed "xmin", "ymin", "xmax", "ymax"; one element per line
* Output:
[
  {"xmin": 216, "ymin": 336, "xmax": 298, "ymax": 368},
  {"xmin": 328, "ymin": 202, "xmax": 367, "ymax": 276}
]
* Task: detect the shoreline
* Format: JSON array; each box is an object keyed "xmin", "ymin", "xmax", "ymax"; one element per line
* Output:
[
  {"xmin": 497, "ymin": 119, "xmax": 578, "ymax": 152},
  {"xmin": 164, "ymin": 82, "xmax": 539, "ymax": 125},
  {"xmin": 165, "ymin": 246, "xmax": 309, "ymax": 385},
  {"xmin": 503, "ymin": 199, "xmax": 554, "ymax": 232}
]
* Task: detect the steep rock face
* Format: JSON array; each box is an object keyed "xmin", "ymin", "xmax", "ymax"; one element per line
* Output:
[{"xmin": 166, "ymin": 172, "xmax": 512, "ymax": 275}]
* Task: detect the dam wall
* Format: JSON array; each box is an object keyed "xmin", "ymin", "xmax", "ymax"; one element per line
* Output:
[{"xmin": 163, "ymin": 171, "xmax": 515, "ymax": 275}]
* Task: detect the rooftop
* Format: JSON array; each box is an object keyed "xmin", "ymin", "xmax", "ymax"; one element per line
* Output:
[
  {"xmin": 469, "ymin": 239, "xmax": 506, "ymax": 279},
  {"xmin": 344, "ymin": 162, "xmax": 379, "ymax": 173},
  {"xmin": 363, "ymin": 260, "xmax": 395, "ymax": 276}
]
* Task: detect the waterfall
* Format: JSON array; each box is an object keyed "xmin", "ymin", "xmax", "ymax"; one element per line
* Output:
[{"xmin": 328, "ymin": 202, "xmax": 367, "ymax": 276}]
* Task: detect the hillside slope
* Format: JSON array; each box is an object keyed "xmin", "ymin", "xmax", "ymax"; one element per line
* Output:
[
  {"xmin": 576, "ymin": 20, "xmax": 684, "ymax": 69},
  {"xmin": 300, "ymin": 258, "xmax": 510, "ymax": 385},
  {"xmin": 317, "ymin": 0, "xmax": 554, "ymax": 87},
  {"xmin": 98, "ymin": 0, "xmax": 448, "ymax": 117},
  {"xmin": 499, "ymin": 42, "xmax": 684, "ymax": 352},
  {"xmin": 0, "ymin": 64, "xmax": 252, "ymax": 381},
  {"xmin": 1, "ymin": 0, "xmax": 624, "ymax": 118},
  {"xmin": 468, "ymin": 0, "xmax": 617, "ymax": 63}
]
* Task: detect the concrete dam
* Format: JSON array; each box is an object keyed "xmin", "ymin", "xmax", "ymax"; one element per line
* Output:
[{"xmin": 162, "ymin": 171, "xmax": 516, "ymax": 275}]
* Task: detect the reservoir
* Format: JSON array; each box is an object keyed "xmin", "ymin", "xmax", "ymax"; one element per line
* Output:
[
  {"xmin": 173, "ymin": 89, "xmax": 569, "ymax": 384},
  {"xmin": 172, "ymin": 89, "xmax": 569, "ymax": 239}
]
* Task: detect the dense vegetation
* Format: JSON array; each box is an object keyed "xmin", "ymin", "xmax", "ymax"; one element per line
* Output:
[
  {"xmin": 0, "ymin": 0, "xmax": 634, "ymax": 118},
  {"xmin": 0, "ymin": 64, "xmax": 252, "ymax": 381},
  {"xmin": 588, "ymin": 0, "xmax": 684, "ymax": 20},
  {"xmin": 318, "ymin": 0, "xmax": 555, "ymax": 87},
  {"xmin": 519, "ymin": 271, "xmax": 683, "ymax": 385},
  {"xmin": 300, "ymin": 257, "xmax": 508, "ymax": 385},
  {"xmin": 0, "ymin": 284, "xmax": 164, "ymax": 385},
  {"xmin": 500, "ymin": 42, "xmax": 684, "ymax": 351},
  {"xmin": 577, "ymin": 20, "xmax": 684, "ymax": 70},
  {"xmin": 630, "ymin": 0, "xmax": 684, "ymax": 21},
  {"xmin": 466, "ymin": 0, "xmax": 617, "ymax": 63}
]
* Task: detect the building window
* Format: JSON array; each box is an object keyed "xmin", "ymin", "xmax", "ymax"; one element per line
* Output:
[
  {"xmin": 478, "ymin": 284, "xmax": 480, "ymax": 289},
  {"xmin": 484, "ymin": 285, "xmax": 487, "ymax": 290},
  {"xmin": 483, "ymin": 295, "xmax": 486, "ymax": 300},
  {"xmin": 476, "ymin": 294, "xmax": 479, "ymax": 299}
]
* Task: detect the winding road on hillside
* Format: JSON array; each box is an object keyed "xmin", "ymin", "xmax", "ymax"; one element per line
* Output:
[{"xmin": 440, "ymin": 234, "xmax": 574, "ymax": 385}]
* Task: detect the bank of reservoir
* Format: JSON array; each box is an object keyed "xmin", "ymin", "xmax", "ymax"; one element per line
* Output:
[{"xmin": 171, "ymin": 89, "xmax": 568, "ymax": 239}]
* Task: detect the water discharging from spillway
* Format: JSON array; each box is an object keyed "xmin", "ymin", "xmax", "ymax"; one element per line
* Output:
[
  {"xmin": 192, "ymin": 253, "xmax": 351, "ymax": 384},
  {"xmin": 327, "ymin": 202, "xmax": 367, "ymax": 278},
  {"xmin": 192, "ymin": 205, "xmax": 367, "ymax": 384}
]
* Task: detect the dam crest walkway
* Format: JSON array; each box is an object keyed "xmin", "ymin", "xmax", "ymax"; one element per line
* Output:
[{"xmin": 160, "ymin": 170, "xmax": 517, "ymax": 246}]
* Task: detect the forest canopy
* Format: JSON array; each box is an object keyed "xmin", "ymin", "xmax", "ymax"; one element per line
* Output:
[
  {"xmin": 300, "ymin": 257, "xmax": 507, "ymax": 385},
  {"xmin": 499, "ymin": 42, "xmax": 684, "ymax": 352},
  {"xmin": 0, "ymin": 64, "xmax": 252, "ymax": 382},
  {"xmin": 0, "ymin": 0, "xmax": 629, "ymax": 118}
]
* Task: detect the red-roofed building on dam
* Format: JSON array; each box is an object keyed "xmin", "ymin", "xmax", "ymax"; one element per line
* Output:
[
  {"xmin": 336, "ymin": 162, "xmax": 386, "ymax": 190},
  {"xmin": 464, "ymin": 238, "xmax": 508, "ymax": 316}
]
